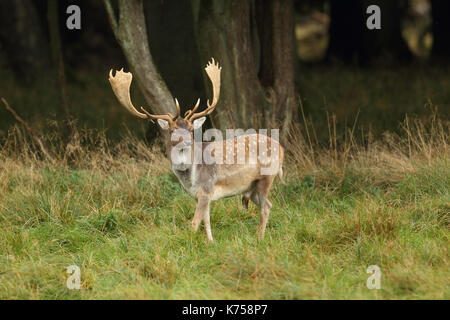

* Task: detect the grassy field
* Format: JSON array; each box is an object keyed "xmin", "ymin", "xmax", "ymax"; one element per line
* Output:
[{"xmin": 0, "ymin": 109, "xmax": 448, "ymax": 299}]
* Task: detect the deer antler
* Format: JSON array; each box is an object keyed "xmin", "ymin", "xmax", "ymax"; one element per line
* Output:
[
  {"xmin": 108, "ymin": 69, "xmax": 180, "ymax": 124},
  {"xmin": 186, "ymin": 58, "xmax": 221, "ymax": 122}
]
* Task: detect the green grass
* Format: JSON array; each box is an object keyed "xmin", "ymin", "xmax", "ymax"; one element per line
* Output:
[{"xmin": 0, "ymin": 140, "xmax": 448, "ymax": 299}]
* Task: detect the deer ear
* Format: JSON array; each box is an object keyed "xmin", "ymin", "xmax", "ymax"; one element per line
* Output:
[
  {"xmin": 192, "ymin": 117, "xmax": 206, "ymax": 130},
  {"xmin": 157, "ymin": 119, "xmax": 170, "ymax": 130}
]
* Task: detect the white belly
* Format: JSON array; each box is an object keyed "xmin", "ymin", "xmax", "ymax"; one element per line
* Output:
[{"xmin": 210, "ymin": 184, "xmax": 250, "ymax": 201}]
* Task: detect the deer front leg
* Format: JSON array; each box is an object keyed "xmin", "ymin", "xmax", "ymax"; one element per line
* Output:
[
  {"xmin": 191, "ymin": 200, "xmax": 205, "ymax": 232},
  {"xmin": 191, "ymin": 193, "xmax": 212, "ymax": 237}
]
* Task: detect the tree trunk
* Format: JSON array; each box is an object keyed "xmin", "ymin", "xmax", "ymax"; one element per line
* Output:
[
  {"xmin": 143, "ymin": 0, "xmax": 203, "ymax": 117},
  {"xmin": 192, "ymin": 0, "xmax": 268, "ymax": 129},
  {"xmin": 431, "ymin": 0, "xmax": 450, "ymax": 61},
  {"xmin": 103, "ymin": 0, "xmax": 176, "ymax": 117},
  {"xmin": 0, "ymin": 0, "xmax": 50, "ymax": 83},
  {"xmin": 328, "ymin": 0, "xmax": 411, "ymax": 65},
  {"xmin": 192, "ymin": 0, "xmax": 298, "ymax": 138},
  {"xmin": 256, "ymin": 0, "xmax": 298, "ymax": 137}
]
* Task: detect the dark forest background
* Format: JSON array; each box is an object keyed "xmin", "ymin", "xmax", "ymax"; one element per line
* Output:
[{"xmin": 0, "ymin": 0, "xmax": 449, "ymax": 145}]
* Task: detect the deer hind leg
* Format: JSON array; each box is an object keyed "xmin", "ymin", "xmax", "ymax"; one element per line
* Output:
[
  {"xmin": 253, "ymin": 176, "xmax": 275, "ymax": 239},
  {"xmin": 249, "ymin": 192, "xmax": 272, "ymax": 210},
  {"xmin": 249, "ymin": 189, "xmax": 272, "ymax": 209}
]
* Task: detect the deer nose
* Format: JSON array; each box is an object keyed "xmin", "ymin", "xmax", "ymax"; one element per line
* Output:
[{"xmin": 177, "ymin": 144, "xmax": 191, "ymax": 154}]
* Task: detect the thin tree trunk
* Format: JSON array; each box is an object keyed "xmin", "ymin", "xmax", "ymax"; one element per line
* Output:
[
  {"xmin": 103, "ymin": 0, "xmax": 176, "ymax": 117},
  {"xmin": 47, "ymin": 0, "xmax": 73, "ymax": 138}
]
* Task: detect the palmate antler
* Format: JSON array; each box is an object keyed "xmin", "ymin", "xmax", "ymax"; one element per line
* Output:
[
  {"xmin": 108, "ymin": 58, "xmax": 221, "ymax": 125},
  {"xmin": 108, "ymin": 69, "xmax": 180, "ymax": 124},
  {"xmin": 185, "ymin": 58, "xmax": 222, "ymax": 122}
]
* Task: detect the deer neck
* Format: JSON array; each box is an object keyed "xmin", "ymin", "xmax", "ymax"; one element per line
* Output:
[{"xmin": 167, "ymin": 141, "xmax": 198, "ymax": 196}]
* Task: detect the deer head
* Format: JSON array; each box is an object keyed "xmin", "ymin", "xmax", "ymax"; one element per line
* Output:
[
  {"xmin": 108, "ymin": 58, "xmax": 221, "ymax": 136},
  {"xmin": 109, "ymin": 59, "xmax": 220, "ymax": 171}
]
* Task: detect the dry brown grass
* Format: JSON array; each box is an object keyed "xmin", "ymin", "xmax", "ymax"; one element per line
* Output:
[{"xmin": 285, "ymin": 104, "xmax": 449, "ymax": 189}]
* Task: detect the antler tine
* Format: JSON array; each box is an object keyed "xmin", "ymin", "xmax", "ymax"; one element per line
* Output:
[
  {"xmin": 174, "ymin": 98, "xmax": 181, "ymax": 118},
  {"xmin": 191, "ymin": 98, "xmax": 201, "ymax": 114},
  {"xmin": 140, "ymin": 107, "xmax": 175, "ymax": 124},
  {"xmin": 139, "ymin": 101, "xmax": 178, "ymax": 125},
  {"xmin": 187, "ymin": 58, "xmax": 221, "ymax": 122},
  {"xmin": 109, "ymin": 69, "xmax": 148, "ymax": 119}
]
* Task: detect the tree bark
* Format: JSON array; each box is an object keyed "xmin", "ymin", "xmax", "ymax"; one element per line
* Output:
[
  {"xmin": 103, "ymin": 0, "xmax": 176, "ymax": 117},
  {"xmin": 192, "ymin": 0, "xmax": 298, "ymax": 138},
  {"xmin": 257, "ymin": 0, "xmax": 298, "ymax": 137},
  {"xmin": 431, "ymin": 0, "xmax": 450, "ymax": 61}
]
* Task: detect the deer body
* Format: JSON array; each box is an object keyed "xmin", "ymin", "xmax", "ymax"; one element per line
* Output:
[
  {"xmin": 108, "ymin": 59, "xmax": 284, "ymax": 241},
  {"xmin": 168, "ymin": 131, "xmax": 284, "ymax": 241}
]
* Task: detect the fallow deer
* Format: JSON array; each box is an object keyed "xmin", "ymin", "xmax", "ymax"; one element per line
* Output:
[{"xmin": 108, "ymin": 59, "xmax": 284, "ymax": 241}]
